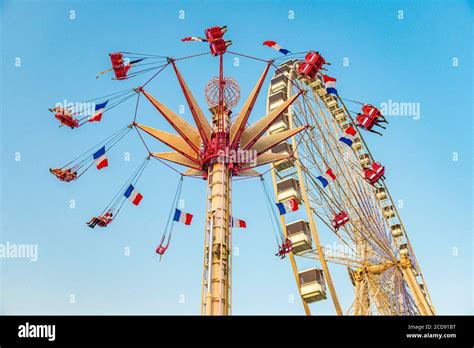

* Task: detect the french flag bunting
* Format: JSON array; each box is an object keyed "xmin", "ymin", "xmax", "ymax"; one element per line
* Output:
[
  {"xmin": 88, "ymin": 100, "xmax": 108, "ymax": 122},
  {"xmin": 323, "ymin": 75, "xmax": 338, "ymax": 95},
  {"xmin": 339, "ymin": 125, "xmax": 357, "ymax": 147},
  {"xmin": 316, "ymin": 168, "xmax": 337, "ymax": 188},
  {"xmin": 181, "ymin": 36, "xmax": 208, "ymax": 43},
  {"xmin": 263, "ymin": 41, "xmax": 290, "ymax": 55},
  {"xmin": 276, "ymin": 198, "xmax": 299, "ymax": 215},
  {"xmin": 92, "ymin": 146, "xmax": 108, "ymax": 170},
  {"xmin": 231, "ymin": 217, "xmax": 247, "ymax": 228},
  {"xmin": 124, "ymin": 184, "xmax": 143, "ymax": 206},
  {"xmin": 173, "ymin": 208, "xmax": 193, "ymax": 225}
]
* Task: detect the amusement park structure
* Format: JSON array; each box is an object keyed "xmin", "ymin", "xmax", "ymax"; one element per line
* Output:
[{"xmin": 49, "ymin": 26, "xmax": 435, "ymax": 315}]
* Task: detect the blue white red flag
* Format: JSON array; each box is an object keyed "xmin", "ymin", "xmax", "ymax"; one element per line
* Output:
[
  {"xmin": 231, "ymin": 217, "xmax": 247, "ymax": 228},
  {"xmin": 339, "ymin": 125, "xmax": 357, "ymax": 147},
  {"xmin": 181, "ymin": 36, "xmax": 208, "ymax": 43},
  {"xmin": 276, "ymin": 198, "xmax": 299, "ymax": 215},
  {"xmin": 173, "ymin": 208, "xmax": 193, "ymax": 225},
  {"xmin": 124, "ymin": 184, "xmax": 143, "ymax": 206},
  {"xmin": 316, "ymin": 168, "xmax": 337, "ymax": 188},
  {"xmin": 323, "ymin": 75, "xmax": 338, "ymax": 95},
  {"xmin": 263, "ymin": 41, "xmax": 290, "ymax": 55},
  {"xmin": 88, "ymin": 100, "xmax": 108, "ymax": 122},
  {"xmin": 92, "ymin": 146, "xmax": 108, "ymax": 170}
]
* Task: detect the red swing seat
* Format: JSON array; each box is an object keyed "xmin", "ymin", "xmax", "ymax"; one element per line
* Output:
[
  {"xmin": 276, "ymin": 238, "xmax": 293, "ymax": 258},
  {"xmin": 55, "ymin": 111, "xmax": 79, "ymax": 129},
  {"xmin": 371, "ymin": 162, "xmax": 385, "ymax": 176},
  {"xmin": 210, "ymin": 39, "xmax": 228, "ymax": 56},
  {"xmin": 356, "ymin": 113, "xmax": 376, "ymax": 131},
  {"xmin": 297, "ymin": 62, "xmax": 318, "ymax": 80},
  {"xmin": 331, "ymin": 211, "xmax": 350, "ymax": 229},
  {"xmin": 305, "ymin": 51, "xmax": 327, "ymax": 70},
  {"xmin": 205, "ymin": 26, "xmax": 225, "ymax": 41},
  {"xmin": 109, "ymin": 52, "xmax": 131, "ymax": 80},
  {"xmin": 364, "ymin": 164, "xmax": 384, "ymax": 185},
  {"xmin": 155, "ymin": 244, "xmax": 169, "ymax": 255},
  {"xmin": 361, "ymin": 104, "xmax": 382, "ymax": 118},
  {"xmin": 297, "ymin": 51, "xmax": 329, "ymax": 80}
]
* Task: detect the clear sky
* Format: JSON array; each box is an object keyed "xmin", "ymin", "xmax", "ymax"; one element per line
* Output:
[{"xmin": 0, "ymin": 0, "xmax": 472, "ymax": 315}]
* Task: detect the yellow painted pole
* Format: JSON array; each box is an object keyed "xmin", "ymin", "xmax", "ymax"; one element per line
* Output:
[{"xmin": 269, "ymin": 170, "xmax": 311, "ymax": 316}]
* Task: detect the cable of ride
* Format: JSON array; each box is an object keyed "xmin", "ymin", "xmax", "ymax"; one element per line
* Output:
[
  {"xmin": 155, "ymin": 176, "xmax": 197, "ymax": 260},
  {"xmin": 87, "ymin": 156, "xmax": 150, "ymax": 229},
  {"xmin": 156, "ymin": 176, "xmax": 182, "ymax": 259},
  {"xmin": 49, "ymin": 124, "xmax": 133, "ymax": 182},
  {"xmin": 49, "ymin": 89, "xmax": 137, "ymax": 129},
  {"xmin": 295, "ymin": 161, "xmax": 354, "ymax": 238}
]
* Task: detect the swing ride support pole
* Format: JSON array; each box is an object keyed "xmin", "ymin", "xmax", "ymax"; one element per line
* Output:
[
  {"xmin": 203, "ymin": 53, "xmax": 232, "ymax": 315},
  {"xmin": 204, "ymin": 161, "xmax": 231, "ymax": 315}
]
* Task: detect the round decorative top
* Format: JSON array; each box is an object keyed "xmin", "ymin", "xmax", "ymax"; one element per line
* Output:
[{"xmin": 205, "ymin": 76, "xmax": 240, "ymax": 109}]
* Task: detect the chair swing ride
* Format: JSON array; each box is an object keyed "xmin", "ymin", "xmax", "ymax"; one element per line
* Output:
[{"xmin": 49, "ymin": 26, "xmax": 435, "ymax": 316}]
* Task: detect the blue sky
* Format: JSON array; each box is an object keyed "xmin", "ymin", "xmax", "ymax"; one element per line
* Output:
[{"xmin": 0, "ymin": 0, "xmax": 472, "ymax": 315}]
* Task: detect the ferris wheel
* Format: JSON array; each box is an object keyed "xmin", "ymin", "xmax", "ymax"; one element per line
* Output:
[
  {"xmin": 266, "ymin": 57, "xmax": 436, "ymax": 315},
  {"xmin": 48, "ymin": 25, "xmax": 435, "ymax": 316}
]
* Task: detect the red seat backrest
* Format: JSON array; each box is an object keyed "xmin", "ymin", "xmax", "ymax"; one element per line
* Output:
[
  {"xmin": 364, "ymin": 168, "xmax": 375, "ymax": 177},
  {"xmin": 210, "ymin": 39, "xmax": 227, "ymax": 56},
  {"xmin": 109, "ymin": 53, "xmax": 124, "ymax": 68},
  {"xmin": 297, "ymin": 62, "xmax": 317, "ymax": 79},
  {"xmin": 362, "ymin": 104, "xmax": 380, "ymax": 117},
  {"xmin": 356, "ymin": 114, "xmax": 376, "ymax": 129},
  {"xmin": 113, "ymin": 65, "xmax": 129, "ymax": 80},
  {"xmin": 371, "ymin": 162, "xmax": 382, "ymax": 170},
  {"xmin": 305, "ymin": 51, "xmax": 326, "ymax": 68},
  {"xmin": 205, "ymin": 26, "xmax": 223, "ymax": 41}
]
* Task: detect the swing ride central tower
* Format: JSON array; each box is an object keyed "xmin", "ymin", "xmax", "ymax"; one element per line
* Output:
[
  {"xmin": 131, "ymin": 26, "xmax": 306, "ymax": 315},
  {"xmin": 202, "ymin": 160, "xmax": 232, "ymax": 315},
  {"xmin": 201, "ymin": 53, "xmax": 233, "ymax": 315}
]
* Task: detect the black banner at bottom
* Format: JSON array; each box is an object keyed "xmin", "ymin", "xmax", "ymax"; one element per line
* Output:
[{"xmin": 0, "ymin": 315, "xmax": 472, "ymax": 346}]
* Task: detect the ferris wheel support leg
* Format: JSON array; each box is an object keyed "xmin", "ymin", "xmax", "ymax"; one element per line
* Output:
[
  {"xmin": 401, "ymin": 267, "xmax": 434, "ymax": 315},
  {"xmin": 353, "ymin": 273, "xmax": 370, "ymax": 315},
  {"xmin": 278, "ymin": 73, "xmax": 342, "ymax": 315},
  {"xmin": 382, "ymin": 182, "xmax": 436, "ymax": 314},
  {"xmin": 294, "ymin": 159, "xmax": 344, "ymax": 315},
  {"xmin": 270, "ymin": 169, "xmax": 311, "ymax": 316}
]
